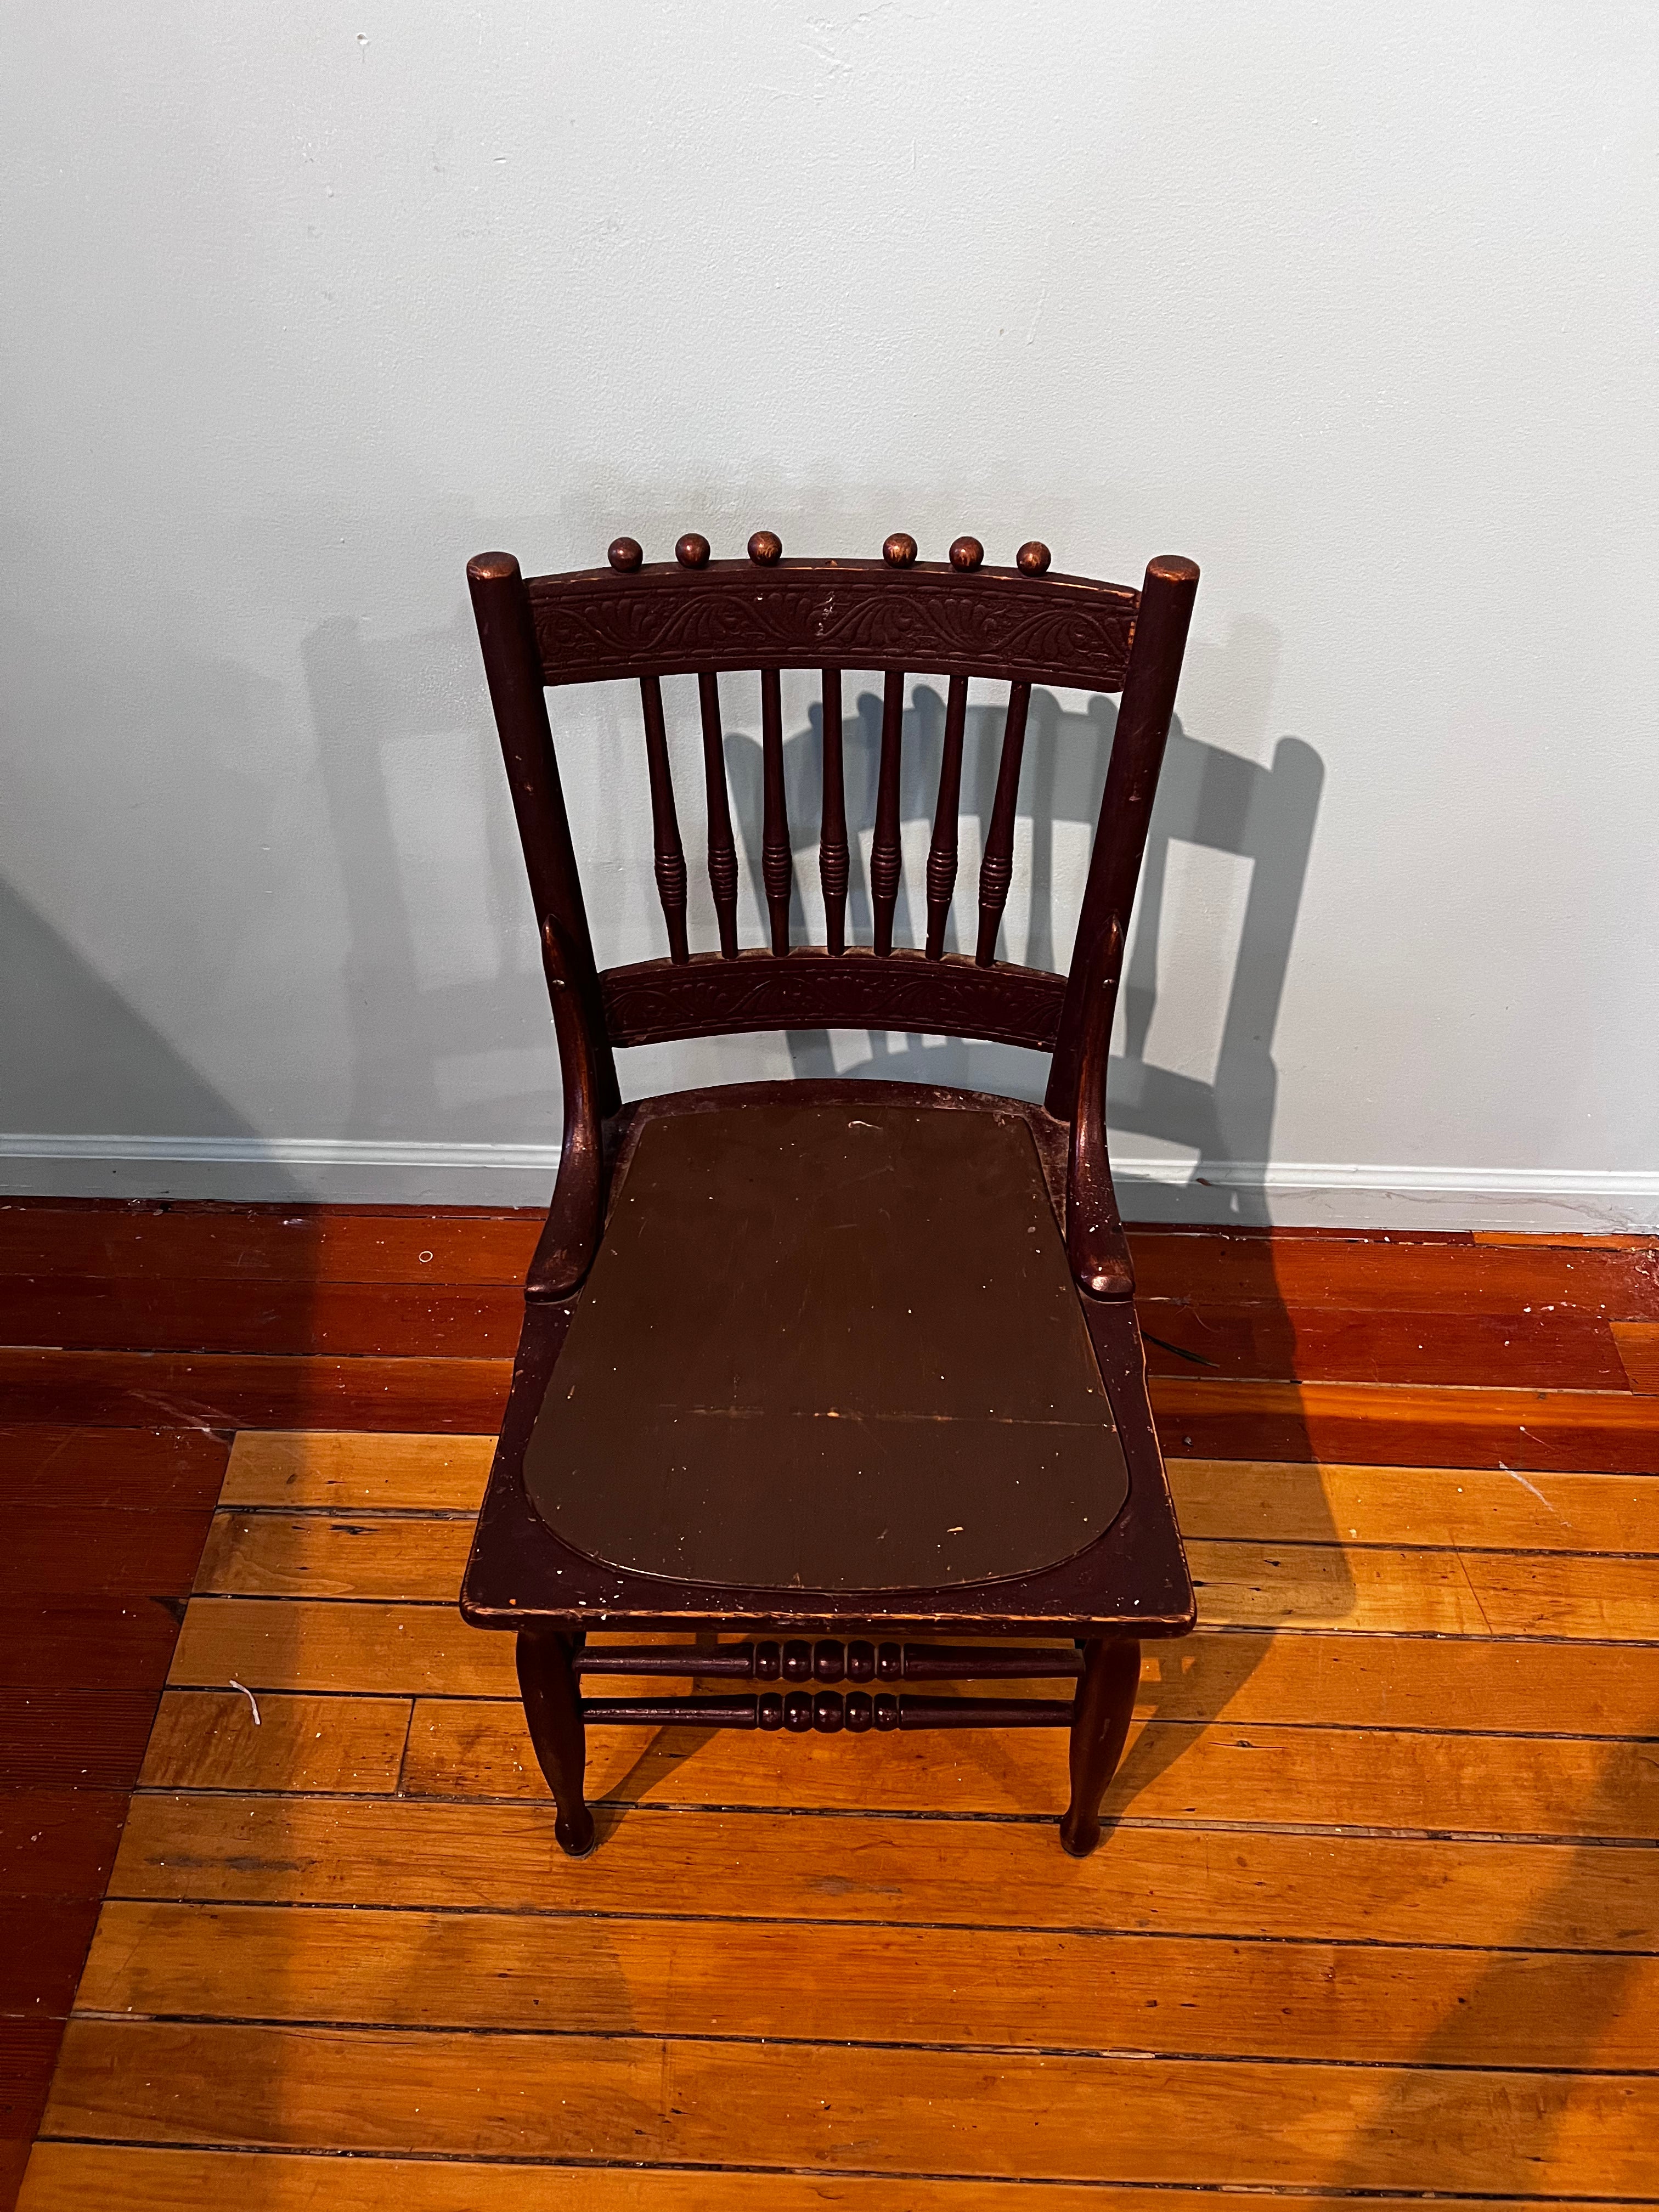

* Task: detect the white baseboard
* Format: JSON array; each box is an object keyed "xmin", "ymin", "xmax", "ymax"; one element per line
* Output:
[
  {"xmin": 1, "ymin": 1132, "xmax": 1655, "ymax": 1231},
  {"xmin": 0, "ymin": 1134, "xmax": 565, "ymax": 1209},
  {"xmin": 1133, "ymin": 1159, "xmax": 1659, "ymax": 1233}
]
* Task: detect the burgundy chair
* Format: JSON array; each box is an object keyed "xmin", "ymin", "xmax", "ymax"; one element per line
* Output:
[{"xmin": 461, "ymin": 526, "xmax": 1199, "ymax": 1857}]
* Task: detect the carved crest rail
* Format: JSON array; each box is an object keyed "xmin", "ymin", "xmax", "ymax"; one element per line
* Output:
[{"xmin": 528, "ymin": 556, "xmax": 1138, "ymax": 691}]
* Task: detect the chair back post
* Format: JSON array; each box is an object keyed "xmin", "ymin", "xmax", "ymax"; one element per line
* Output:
[
  {"xmin": 467, "ymin": 551, "xmax": 620, "ymax": 1117},
  {"xmin": 1065, "ymin": 913, "xmax": 1133, "ymax": 1299},
  {"xmin": 1045, "ymin": 555, "xmax": 1200, "ymax": 1118}
]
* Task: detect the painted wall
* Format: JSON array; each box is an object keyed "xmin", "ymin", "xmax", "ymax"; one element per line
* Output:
[{"xmin": 3, "ymin": 4, "xmax": 1656, "ymax": 1223}]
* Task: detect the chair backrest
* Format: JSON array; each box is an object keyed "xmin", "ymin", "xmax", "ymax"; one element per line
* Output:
[{"xmin": 467, "ymin": 531, "xmax": 1197, "ymax": 1128}]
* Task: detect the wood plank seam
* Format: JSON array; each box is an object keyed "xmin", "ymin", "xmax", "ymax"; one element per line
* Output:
[
  {"xmin": 200, "ymin": 1503, "xmax": 1659, "ymax": 1550},
  {"xmin": 52, "ymin": 2025, "xmax": 1659, "ymax": 2073},
  {"xmin": 140, "ymin": 1680, "xmax": 1659, "ymax": 1734},
  {"xmin": 19, "ymin": 2153, "xmax": 1659, "ymax": 2209},
  {"xmin": 121, "ymin": 1793, "xmax": 1659, "ymax": 1853},
  {"xmin": 77, "ymin": 1897, "xmax": 1659, "ymax": 1955}
]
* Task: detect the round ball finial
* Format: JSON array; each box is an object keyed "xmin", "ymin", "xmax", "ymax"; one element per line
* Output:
[
  {"xmin": 675, "ymin": 533, "xmax": 712, "ymax": 569},
  {"xmin": 1015, "ymin": 540, "xmax": 1052, "ymax": 576},
  {"xmin": 607, "ymin": 537, "xmax": 643, "ymax": 573},
  {"xmin": 949, "ymin": 535, "xmax": 984, "ymax": 572},
  {"xmin": 747, "ymin": 529, "xmax": 782, "ymax": 566},
  {"xmin": 882, "ymin": 532, "xmax": 918, "ymax": 568}
]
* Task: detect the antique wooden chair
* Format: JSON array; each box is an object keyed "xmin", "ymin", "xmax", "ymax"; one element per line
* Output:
[{"xmin": 461, "ymin": 526, "xmax": 1199, "ymax": 1857}]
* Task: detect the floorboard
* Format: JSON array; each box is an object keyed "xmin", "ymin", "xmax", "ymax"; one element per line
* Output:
[
  {"xmin": 1131, "ymin": 1228, "xmax": 1659, "ymax": 1316},
  {"xmin": 71, "ymin": 1897, "xmax": 1659, "ymax": 2067},
  {"xmin": 36, "ymin": 2019, "xmax": 1659, "ymax": 2192},
  {"xmin": 0, "ymin": 1606, "xmax": 184, "ymax": 1695},
  {"xmin": 219, "ymin": 1430, "xmax": 493, "ymax": 1509},
  {"xmin": 398, "ymin": 1700, "xmax": 1656, "ymax": 1835},
  {"xmin": 1171, "ymin": 1455, "xmax": 1659, "ymax": 1549},
  {"xmin": 0, "ymin": 1429, "xmax": 229, "ymax": 1510},
  {"xmin": 0, "ymin": 1796, "xmax": 127, "ymax": 1903},
  {"xmin": 0, "ymin": 1695, "xmax": 173, "ymax": 1792},
  {"xmin": 139, "ymin": 1692, "xmax": 412, "ymax": 1796},
  {"xmin": 110, "ymin": 1792, "xmax": 1659, "ymax": 1949},
  {"xmin": 1614, "ymin": 1319, "xmax": 1659, "ymax": 1391},
  {"xmin": 1153, "ymin": 1374, "xmax": 1659, "ymax": 1469},
  {"xmin": 0, "ymin": 1201, "xmax": 540, "ymax": 1286},
  {"xmin": 1142, "ymin": 1303, "xmax": 1628, "ymax": 1387},
  {"xmin": 0, "ymin": 1350, "xmax": 513, "ymax": 1432},
  {"xmin": 163, "ymin": 1605, "xmax": 1659, "ymax": 1736},
  {"xmin": 18, "ymin": 2147, "xmax": 1643, "ymax": 2212},
  {"xmin": 0, "ymin": 1278, "xmax": 524, "ymax": 1359}
]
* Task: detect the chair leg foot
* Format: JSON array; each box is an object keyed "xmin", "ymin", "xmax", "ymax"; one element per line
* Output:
[
  {"xmin": 516, "ymin": 1627, "xmax": 595, "ymax": 1859},
  {"xmin": 1059, "ymin": 1637, "xmax": 1140, "ymax": 1857},
  {"xmin": 554, "ymin": 1811, "xmax": 598, "ymax": 1860}
]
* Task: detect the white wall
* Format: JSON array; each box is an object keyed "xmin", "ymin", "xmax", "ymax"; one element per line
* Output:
[{"xmin": 3, "ymin": 3, "xmax": 1656, "ymax": 1224}]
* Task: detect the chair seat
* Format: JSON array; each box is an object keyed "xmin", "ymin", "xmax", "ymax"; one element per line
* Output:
[{"xmin": 522, "ymin": 1097, "xmax": 1130, "ymax": 1592}]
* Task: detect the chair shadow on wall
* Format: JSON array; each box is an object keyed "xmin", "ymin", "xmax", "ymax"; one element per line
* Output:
[
  {"xmin": 726, "ymin": 679, "xmax": 1322, "ymax": 1219},
  {"xmin": 0, "ymin": 879, "xmax": 298, "ymax": 1185},
  {"xmin": 720, "ymin": 672, "xmax": 1347, "ymax": 1822},
  {"xmin": 301, "ymin": 612, "xmax": 558, "ymax": 1153}
]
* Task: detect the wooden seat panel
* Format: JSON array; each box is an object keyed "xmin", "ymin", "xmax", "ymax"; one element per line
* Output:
[{"xmin": 523, "ymin": 1101, "xmax": 1128, "ymax": 1591}]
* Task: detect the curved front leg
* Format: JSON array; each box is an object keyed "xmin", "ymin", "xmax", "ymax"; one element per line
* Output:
[
  {"xmin": 1059, "ymin": 1636, "xmax": 1141, "ymax": 1856},
  {"xmin": 516, "ymin": 1627, "xmax": 596, "ymax": 1859}
]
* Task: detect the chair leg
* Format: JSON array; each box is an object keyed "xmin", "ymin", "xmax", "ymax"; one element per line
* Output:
[
  {"xmin": 1059, "ymin": 1637, "xmax": 1141, "ymax": 1857},
  {"xmin": 516, "ymin": 1627, "xmax": 596, "ymax": 1859}
]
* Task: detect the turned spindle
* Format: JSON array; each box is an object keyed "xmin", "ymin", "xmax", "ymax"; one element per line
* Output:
[
  {"xmin": 697, "ymin": 673, "xmax": 740, "ymax": 960},
  {"xmin": 761, "ymin": 668, "xmax": 792, "ymax": 955},
  {"xmin": 871, "ymin": 670, "xmax": 905, "ymax": 955},
  {"xmin": 924, "ymin": 673, "xmax": 970, "ymax": 960},
  {"xmin": 639, "ymin": 675, "xmax": 689, "ymax": 964},
  {"xmin": 974, "ymin": 683, "xmax": 1032, "ymax": 967},
  {"xmin": 819, "ymin": 668, "xmax": 849, "ymax": 955},
  {"xmin": 782, "ymin": 1639, "xmax": 812, "ymax": 1684}
]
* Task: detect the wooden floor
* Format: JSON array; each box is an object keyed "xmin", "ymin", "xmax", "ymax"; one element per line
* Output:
[{"xmin": 3, "ymin": 1200, "xmax": 1657, "ymax": 2206}]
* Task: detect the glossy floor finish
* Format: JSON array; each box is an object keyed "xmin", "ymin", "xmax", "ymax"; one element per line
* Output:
[{"xmin": 2, "ymin": 1198, "xmax": 1657, "ymax": 2208}]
